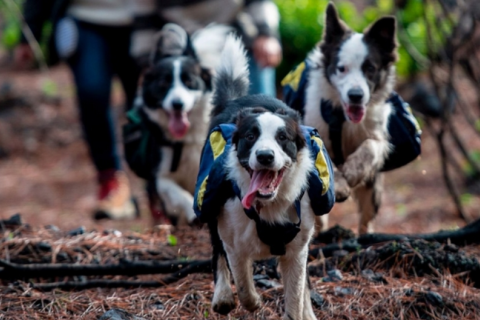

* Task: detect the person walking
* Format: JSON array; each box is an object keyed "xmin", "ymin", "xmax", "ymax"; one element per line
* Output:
[
  {"xmin": 131, "ymin": 0, "xmax": 282, "ymax": 96},
  {"xmin": 15, "ymin": 0, "xmax": 141, "ymax": 220}
]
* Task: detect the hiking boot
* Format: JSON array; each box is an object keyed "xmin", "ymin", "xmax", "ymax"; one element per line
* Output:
[{"xmin": 93, "ymin": 169, "xmax": 140, "ymax": 220}]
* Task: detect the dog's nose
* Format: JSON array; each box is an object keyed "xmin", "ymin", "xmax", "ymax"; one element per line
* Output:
[
  {"xmin": 256, "ymin": 149, "xmax": 275, "ymax": 166},
  {"xmin": 171, "ymin": 100, "xmax": 184, "ymax": 111},
  {"xmin": 347, "ymin": 88, "xmax": 364, "ymax": 104}
]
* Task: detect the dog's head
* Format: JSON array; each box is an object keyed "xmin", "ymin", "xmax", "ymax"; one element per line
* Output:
[
  {"xmin": 142, "ymin": 24, "xmax": 212, "ymax": 140},
  {"xmin": 320, "ymin": 3, "xmax": 398, "ymax": 123},
  {"xmin": 229, "ymin": 102, "xmax": 309, "ymax": 210}
]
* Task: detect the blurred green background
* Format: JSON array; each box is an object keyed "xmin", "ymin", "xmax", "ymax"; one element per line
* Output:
[
  {"xmin": 274, "ymin": 0, "xmax": 453, "ymax": 83},
  {"xmin": 0, "ymin": 0, "xmax": 454, "ymax": 82}
]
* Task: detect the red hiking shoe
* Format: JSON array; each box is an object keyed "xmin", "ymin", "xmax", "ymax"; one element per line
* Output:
[{"xmin": 93, "ymin": 170, "xmax": 139, "ymax": 220}]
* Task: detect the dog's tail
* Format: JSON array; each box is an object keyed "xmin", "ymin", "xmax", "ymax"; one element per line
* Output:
[
  {"xmin": 191, "ymin": 24, "xmax": 233, "ymax": 71},
  {"xmin": 211, "ymin": 34, "xmax": 250, "ymax": 116}
]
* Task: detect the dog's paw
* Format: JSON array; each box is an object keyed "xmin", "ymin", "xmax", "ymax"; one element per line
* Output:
[
  {"xmin": 342, "ymin": 160, "xmax": 364, "ymax": 188},
  {"xmin": 240, "ymin": 292, "xmax": 262, "ymax": 312},
  {"xmin": 212, "ymin": 291, "xmax": 236, "ymax": 315},
  {"xmin": 334, "ymin": 170, "xmax": 350, "ymax": 202},
  {"xmin": 342, "ymin": 151, "xmax": 375, "ymax": 188}
]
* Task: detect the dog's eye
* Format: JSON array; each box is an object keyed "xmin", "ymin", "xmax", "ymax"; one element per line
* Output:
[
  {"xmin": 337, "ymin": 66, "xmax": 346, "ymax": 73},
  {"xmin": 163, "ymin": 74, "xmax": 173, "ymax": 84},
  {"xmin": 181, "ymin": 73, "xmax": 193, "ymax": 87},
  {"xmin": 245, "ymin": 133, "xmax": 255, "ymax": 141},
  {"xmin": 278, "ymin": 134, "xmax": 287, "ymax": 141},
  {"xmin": 366, "ymin": 65, "xmax": 376, "ymax": 73}
]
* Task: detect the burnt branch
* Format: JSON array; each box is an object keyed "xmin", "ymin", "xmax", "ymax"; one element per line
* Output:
[
  {"xmin": 0, "ymin": 259, "xmax": 211, "ymax": 279},
  {"xmin": 3, "ymin": 218, "xmax": 480, "ymax": 290},
  {"xmin": 31, "ymin": 260, "xmax": 211, "ymax": 291},
  {"xmin": 310, "ymin": 217, "xmax": 480, "ymax": 258}
]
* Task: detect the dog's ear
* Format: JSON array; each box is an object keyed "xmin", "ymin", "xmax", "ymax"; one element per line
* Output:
[
  {"xmin": 235, "ymin": 108, "xmax": 252, "ymax": 124},
  {"xmin": 363, "ymin": 16, "xmax": 398, "ymax": 64},
  {"xmin": 150, "ymin": 23, "xmax": 188, "ymax": 64},
  {"xmin": 234, "ymin": 107, "xmax": 266, "ymax": 127},
  {"xmin": 276, "ymin": 109, "xmax": 306, "ymax": 150},
  {"xmin": 201, "ymin": 67, "xmax": 213, "ymax": 91},
  {"xmin": 182, "ymin": 35, "xmax": 198, "ymax": 59},
  {"xmin": 232, "ymin": 130, "xmax": 240, "ymax": 146},
  {"xmin": 323, "ymin": 3, "xmax": 348, "ymax": 44},
  {"xmin": 232, "ymin": 111, "xmax": 247, "ymax": 146},
  {"xmin": 295, "ymin": 128, "xmax": 306, "ymax": 150}
]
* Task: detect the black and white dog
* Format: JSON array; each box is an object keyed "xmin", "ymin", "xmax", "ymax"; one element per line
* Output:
[
  {"xmin": 136, "ymin": 23, "xmax": 230, "ymax": 224},
  {"xmin": 195, "ymin": 35, "xmax": 334, "ymax": 320},
  {"xmin": 301, "ymin": 3, "xmax": 398, "ymax": 234}
]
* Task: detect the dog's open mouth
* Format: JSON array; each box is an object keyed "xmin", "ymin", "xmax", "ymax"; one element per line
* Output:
[
  {"xmin": 345, "ymin": 105, "xmax": 365, "ymax": 124},
  {"xmin": 241, "ymin": 168, "xmax": 285, "ymax": 209},
  {"xmin": 167, "ymin": 110, "xmax": 190, "ymax": 139}
]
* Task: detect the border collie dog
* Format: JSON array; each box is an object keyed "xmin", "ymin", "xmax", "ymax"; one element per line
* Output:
[
  {"xmin": 138, "ymin": 24, "xmax": 230, "ymax": 224},
  {"xmin": 302, "ymin": 3, "xmax": 398, "ymax": 234},
  {"xmin": 194, "ymin": 35, "xmax": 334, "ymax": 320}
]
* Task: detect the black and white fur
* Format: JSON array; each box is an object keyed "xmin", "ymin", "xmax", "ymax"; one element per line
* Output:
[
  {"xmin": 303, "ymin": 3, "xmax": 398, "ymax": 234},
  {"xmin": 209, "ymin": 35, "xmax": 318, "ymax": 320},
  {"xmin": 139, "ymin": 23, "xmax": 231, "ymax": 224}
]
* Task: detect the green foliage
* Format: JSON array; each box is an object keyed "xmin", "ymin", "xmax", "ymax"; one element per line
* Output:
[
  {"xmin": 275, "ymin": 0, "xmax": 454, "ymax": 84},
  {"xmin": 275, "ymin": 0, "xmax": 325, "ymax": 83},
  {"xmin": 41, "ymin": 79, "xmax": 57, "ymax": 97},
  {"xmin": 167, "ymin": 234, "xmax": 178, "ymax": 246},
  {"xmin": 2, "ymin": 16, "xmax": 22, "ymax": 49},
  {"xmin": 460, "ymin": 193, "xmax": 474, "ymax": 206},
  {"xmin": 462, "ymin": 150, "xmax": 480, "ymax": 177},
  {"xmin": 475, "ymin": 119, "xmax": 480, "ymax": 133},
  {"xmin": 0, "ymin": 0, "xmax": 23, "ymax": 49},
  {"xmin": 0, "ymin": 0, "xmax": 51, "ymax": 60},
  {"xmin": 395, "ymin": 203, "xmax": 407, "ymax": 217}
]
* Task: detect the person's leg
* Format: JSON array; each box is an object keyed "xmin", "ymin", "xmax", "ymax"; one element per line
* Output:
[
  {"xmin": 68, "ymin": 21, "xmax": 120, "ymax": 172},
  {"xmin": 67, "ymin": 21, "xmax": 137, "ymax": 220},
  {"xmin": 247, "ymin": 52, "xmax": 276, "ymax": 96},
  {"xmin": 109, "ymin": 26, "xmax": 141, "ymax": 111}
]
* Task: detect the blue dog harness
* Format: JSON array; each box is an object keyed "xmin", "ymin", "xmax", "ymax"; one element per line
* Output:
[
  {"xmin": 193, "ymin": 124, "xmax": 335, "ymax": 255},
  {"xmin": 282, "ymin": 60, "xmax": 422, "ymax": 171}
]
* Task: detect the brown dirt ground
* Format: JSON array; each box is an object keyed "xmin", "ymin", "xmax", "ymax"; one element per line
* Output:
[{"xmin": 1, "ymin": 64, "xmax": 480, "ymax": 319}]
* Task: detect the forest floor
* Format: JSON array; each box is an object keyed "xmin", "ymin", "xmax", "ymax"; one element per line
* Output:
[{"xmin": 1, "ymin": 65, "xmax": 480, "ymax": 319}]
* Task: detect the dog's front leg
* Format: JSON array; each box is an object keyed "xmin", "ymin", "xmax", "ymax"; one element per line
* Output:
[
  {"xmin": 333, "ymin": 166, "xmax": 351, "ymax": 202},
  {"xmin": 225, "ymin": 250, "xmax": 261, "ymax": 312},
  {"xmin": 212, "ymin": 253, "xmax": 236, "ymax": 314},
  {"xmin": 302, "ymin": 272, "xmax": 317, "ymax": 320},
  {"xmin": 210, "ymin": 221, "xmax": 237, "ymax": 315},
  {"xmin": 341, "ymin": 138, "xmax": 387, "ymax": 188},
  {"xmin": 156, "ymin": 178, "xmax": 197, "ymax": 224},
  {"xmin": 279, "ymin": 247, "xmax": 312, "ymax": 320},
  {"xmin": 354, "ymin": 174, "xmax": 383, "ymax": 234}
]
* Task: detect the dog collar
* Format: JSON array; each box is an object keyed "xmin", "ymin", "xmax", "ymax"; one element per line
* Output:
[{"xmin": 232, "ymin": 182, "xmax": 304, "ymax": 256}]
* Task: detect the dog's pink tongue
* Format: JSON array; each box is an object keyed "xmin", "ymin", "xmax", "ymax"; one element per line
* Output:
[
  {"xmin": 347, "ymin": 106, "xmax": 365, "ymax": 124},
  {"xmin": 242, "ymin": 170, "xmax": 272, "ymax": 209},
  {"xmin": 168, "ymin": 111, "xmax": 190, "ymax": 139}
]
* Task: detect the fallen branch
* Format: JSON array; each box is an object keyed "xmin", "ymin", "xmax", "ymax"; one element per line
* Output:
[
  {"xmin": 310, "ymin": 218, "xmax": 480, "ymax": 258},
  {"xmin": 0, "ymin": 213, "xmax": 23, "ymax": 230},
  {"xmin": 0, "ymin": 259, "xmax": 210, "ymax": 279},
  {"xmin": 357, "ymin": 217, "xmax": 480, "ymax": 246},
  {"xmin": 31, "ymin": 260, "xmax": 211, "ymax": 291},
  {"xmin": 3, "ymin": 219, "xmax": 480, "ymax": 282}
]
